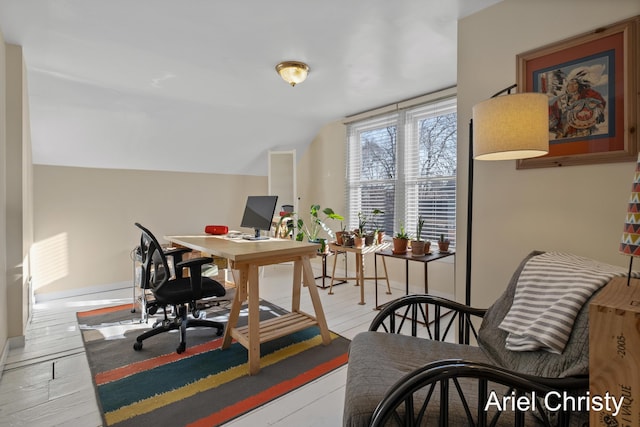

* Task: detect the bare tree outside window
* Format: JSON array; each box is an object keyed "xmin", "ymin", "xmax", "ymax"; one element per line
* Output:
[
  {"xmin": 419, "ymin": 113, "xmax": 457, "ymax": 177},
  {"xmin": 361, "ymin": 126, "xmax": 396, "ymax": 180}
]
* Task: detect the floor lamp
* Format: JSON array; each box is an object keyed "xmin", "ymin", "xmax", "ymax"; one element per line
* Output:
[{"xmin": 465, "ymin": 85, "xmax": 548, "ymax": 341}]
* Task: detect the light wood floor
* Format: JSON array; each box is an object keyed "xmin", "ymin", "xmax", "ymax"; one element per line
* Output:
[{"xmin": 0, "ymin": 263, "xmax": 398, "ymax": 427}]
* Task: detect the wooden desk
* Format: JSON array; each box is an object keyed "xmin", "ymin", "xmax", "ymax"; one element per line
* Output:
[
  {"xmin": 328, "ymin": 242, "xmax": 391, "ymax": 305},
  {"xmin": 166, "ymin": 235, "xmax": 331, "ymax": 375}
]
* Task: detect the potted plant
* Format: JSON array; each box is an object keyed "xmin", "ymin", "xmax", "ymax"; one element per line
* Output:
[
  {"xmin": 342, "ymin": 230, "xmax": 355, "ymax": 247},
  {"xmin": 335, "ymin": 222, "xmax": 347, "ymax": 245},
  {"xmin": 410, "ymin": 216, "xmax": 429, "ymax": 257},
  {"xmin": 276, "ymin": 205, "xmax": 344, "ymax": 249},
  {"xmin": 371, "ymin": 209, "xmax": 385, "ymax": 244},
  {"xmin": 438, "ymin": 233, "xmax": 451, "ymax": 253},
  {"xmin": 304, "ymin": 204, "xmax": 344, "ymax": 243},
  {"xmin": 276, "ymin": 212, "xmax": 305, "ymax": 241},
  {"xmin": 392, "ymin": 222, "xmax": 410, "ymax": 254}
]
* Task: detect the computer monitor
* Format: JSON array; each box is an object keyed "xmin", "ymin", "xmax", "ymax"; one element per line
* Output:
[{"xmin": 240, "ymin": 195, "xmax": 278, "ymax": 240}]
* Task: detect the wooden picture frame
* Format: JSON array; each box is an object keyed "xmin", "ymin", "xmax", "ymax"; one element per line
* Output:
[{"xmin": 516, "ymin": 16, "xmax": 639, "ymax": 169}]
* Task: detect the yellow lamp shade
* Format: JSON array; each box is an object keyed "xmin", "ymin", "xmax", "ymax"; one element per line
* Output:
[{"xmin": 472, "ymin": 93, "xmax": 549, "ymax": 160}]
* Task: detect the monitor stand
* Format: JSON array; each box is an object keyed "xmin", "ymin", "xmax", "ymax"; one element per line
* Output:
[{"xmin": 243, "ymin": 228, "xmax": 269, "ymax": 241}]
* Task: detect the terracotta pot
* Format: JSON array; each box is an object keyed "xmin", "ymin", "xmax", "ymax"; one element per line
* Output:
[
  {"xmin": 438, "ymin": 240, "xmax": 450, "ymax": 253},
  {"xmin": 411, "ymin": 240, "xmax": 425, "ymax": 257},
  {"xmin": 335, "ymin": 231, "xmax": 345, "ymax": 246},
  {"xmin": 392, "ymin": 237, "xmax": 408, "ymax": 254},
  {"xmin": 376, "ymin": 231, "xmax": 385, "ymax": 244},
  {"xmin": 354, "ymin": 236, "xmax": 365, "ymax": 248}
]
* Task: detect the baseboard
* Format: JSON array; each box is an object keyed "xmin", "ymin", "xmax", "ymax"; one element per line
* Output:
[{"xmin": 34, "ymin": 281, "xmax": 132, "ymax": 303}]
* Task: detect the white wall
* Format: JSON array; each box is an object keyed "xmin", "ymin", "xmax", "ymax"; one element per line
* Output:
[{"xmin": 457, "ymin": 0, "xmax": 640, "ymax": 307}]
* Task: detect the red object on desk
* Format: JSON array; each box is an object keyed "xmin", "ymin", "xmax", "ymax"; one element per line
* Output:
[{"xmin": 204, "ymin": 225, "xmax": 228, "ymax": 235}]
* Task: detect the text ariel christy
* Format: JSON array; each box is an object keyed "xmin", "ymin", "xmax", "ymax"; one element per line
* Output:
[{"xmin": 484, "ymin": 390, "xmax": 624, "ymax": 417}]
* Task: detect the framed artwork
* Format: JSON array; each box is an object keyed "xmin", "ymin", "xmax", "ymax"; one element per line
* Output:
[{"xmin": 516, "ymin": 16, "xmax": 639, "ymax": 169}]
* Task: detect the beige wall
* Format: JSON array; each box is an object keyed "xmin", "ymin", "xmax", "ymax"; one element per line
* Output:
[
  {"xmin": 0, "ymin": 38, "xmax": 33, "ymax": 366},
  {"xmin": 457, "ymin": 0, "xmax": 640, "ymax": 307},
  {"xmin": 32, "ymin": 166, "xmax": 266, "ymax": 296},
  {"xmin": 4, "ymin": 44, "xmax": 32, "ymax": 346},
  {"xmin": 0, "ymin": 27, "xmax": 7, "ymax": 357}
]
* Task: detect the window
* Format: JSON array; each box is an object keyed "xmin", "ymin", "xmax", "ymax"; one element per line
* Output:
[{"xmin": 346, "ymin": 96, "xmax": 457, "ymax": 246}]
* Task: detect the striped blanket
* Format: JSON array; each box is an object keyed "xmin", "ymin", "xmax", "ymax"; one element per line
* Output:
[{"xmin": 499, "ymin": 252, "xmax": 638, "ymax": 354}]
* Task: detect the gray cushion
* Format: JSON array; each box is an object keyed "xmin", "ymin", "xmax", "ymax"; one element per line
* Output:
[
  {"xmin": 343, "ymin": 332, "xmax": 561, "ymax": 427},
  {"xmin": 477, "ymin": 250, "xmax": 591, "ymax": 378},
  {"xmin": 344, "ymin": 332, "xmax": 495, "ymax": 427}
]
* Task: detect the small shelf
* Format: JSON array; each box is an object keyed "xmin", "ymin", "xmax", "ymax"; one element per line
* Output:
[{"xmin": 231, "ymin": 312, "xmax": 318, "ymax": 346}]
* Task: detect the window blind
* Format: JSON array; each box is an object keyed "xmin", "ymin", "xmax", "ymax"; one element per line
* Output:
[{"xmin": 346, "ymin": 95, "xmax": 457, "ymax": 246}]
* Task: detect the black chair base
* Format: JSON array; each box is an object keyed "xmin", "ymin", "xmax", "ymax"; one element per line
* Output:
[{"xmin": 133, "ymin": 305, "xmax": 224, "ymax": 354}]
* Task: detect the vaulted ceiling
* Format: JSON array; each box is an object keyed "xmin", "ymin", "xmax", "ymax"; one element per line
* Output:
[{"xmin": 0, "ymin": 0, "xmax": 501, "ymax": 175}]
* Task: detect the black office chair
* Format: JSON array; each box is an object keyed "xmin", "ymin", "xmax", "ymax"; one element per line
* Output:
[{"xmin": 133, "ymin": 223, "xmax": 226, "ymax": 354}]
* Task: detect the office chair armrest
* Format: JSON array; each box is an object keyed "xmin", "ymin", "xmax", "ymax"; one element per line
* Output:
[
  {"xmin": 164, "ymin": 247, "xmax": 193, "ymax": 278},
  {"xmin": 164, "ymin": 246, "xmax": 192, "ymax": 264},
  {"xmin": 176, "ymin": 257, "xmax": 214, "ymax": 299},
  {"xmin": 175, "ymin": 257, "xmax": 214, "ymax": 269}
]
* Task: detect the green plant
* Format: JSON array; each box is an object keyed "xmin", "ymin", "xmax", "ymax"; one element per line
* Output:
[
  {"xmin": 278, "ymin": 205, "xmax": 344, "ymax": 241},
  {"xmin": 276, "ymin": 212, "xmax": 305, "ymax": 241},
  {"xmin": 439, "ymin": 233, "xmax": 449, "ymax": 243},
  {"xmin": 395, "ymin": 221, "xmax": 409, "ymax": 240},
  {"xmin": 306, "ymin": 205, "xmax": 344, "ymax": 241},
  {"xmin": 356, "ymin": 211, "xmax": 367, "ymax": 237},
  {"xmin": 371, "ymin": 209, "xmax": 384, "ymax": 232},
  {"xmin": 416, "ymin": 216, "xmax": 425, "ymax": 241}
]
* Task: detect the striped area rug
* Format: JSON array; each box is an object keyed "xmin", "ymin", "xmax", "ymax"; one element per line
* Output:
[{"xmin": 77, "ymin": 301, "xmax": 349, "ymax": 427}]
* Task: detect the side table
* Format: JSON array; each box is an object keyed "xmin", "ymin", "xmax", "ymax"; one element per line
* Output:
[
  {"xmin": 315, "ymin": 249, "xmax": 347, "ymax": 289},
  {"xmin": 328, "ymin": 241, "xmax": 392, "ymax": 305},
  {"xmin": 374, "ymin": 249, "xmax": 455, "ymax": 309}
]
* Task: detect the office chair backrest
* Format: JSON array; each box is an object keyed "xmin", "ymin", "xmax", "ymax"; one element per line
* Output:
[{"xmin": 135, "ymin": 222, "xmax": 170, "ymax": 292}]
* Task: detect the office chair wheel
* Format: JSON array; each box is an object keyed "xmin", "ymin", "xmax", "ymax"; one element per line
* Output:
[
  {"xmin": 133, "ymin": 341, "xmax": 143, "ymax": 351},
  {"xmin": 176, "ymin": 343, "xmax": 186, "ymax": 354},
  {"xmin": 216, "ymin": 327, "xmax": 223, "ymax": 336}
]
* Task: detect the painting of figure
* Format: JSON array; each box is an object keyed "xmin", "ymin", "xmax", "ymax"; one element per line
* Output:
[{"xmin": 535, "ymin": 54, "xmax": 612, "ymax": 143}]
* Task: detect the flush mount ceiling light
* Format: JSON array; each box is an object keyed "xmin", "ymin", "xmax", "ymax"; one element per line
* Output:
[{"xmin": 275, "ymin": 61, "xmax": 309, "ymax": 87}]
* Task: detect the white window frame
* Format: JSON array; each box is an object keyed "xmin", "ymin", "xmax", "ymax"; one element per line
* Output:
[{"xmin": 346, "ymin": 93, "xmax": 457, "ymax": 246}]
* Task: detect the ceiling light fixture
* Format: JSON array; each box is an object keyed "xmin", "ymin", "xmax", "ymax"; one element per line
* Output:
[{"xmin": 275, "ymin": 61, "xmax": 310, "ymax": 87}]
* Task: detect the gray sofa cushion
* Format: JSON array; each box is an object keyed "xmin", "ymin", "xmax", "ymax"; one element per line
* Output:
[{"xmin": 477, "ymin": 250, "xmax": 591, "ymax": 378}]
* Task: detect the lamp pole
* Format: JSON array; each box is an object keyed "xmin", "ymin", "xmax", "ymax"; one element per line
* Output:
[{"xmin": 465, "ymin": 83, "xmax": 521, "ymax": 344}]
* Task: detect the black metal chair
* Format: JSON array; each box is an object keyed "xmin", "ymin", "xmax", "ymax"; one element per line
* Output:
[{"xmin": 133, "ymin": 222, "xmax": 226, "ymax": 354}]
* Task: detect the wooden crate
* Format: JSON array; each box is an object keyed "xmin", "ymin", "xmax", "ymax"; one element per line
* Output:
[{"xmin": 589, "ymin": 276, "xmax": 640, "ymax": 426}]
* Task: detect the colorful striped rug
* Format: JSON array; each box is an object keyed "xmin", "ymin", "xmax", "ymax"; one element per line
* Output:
[{"xmin": 77, "ymin": 301, "xmax": 349, "ymax": 427}]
